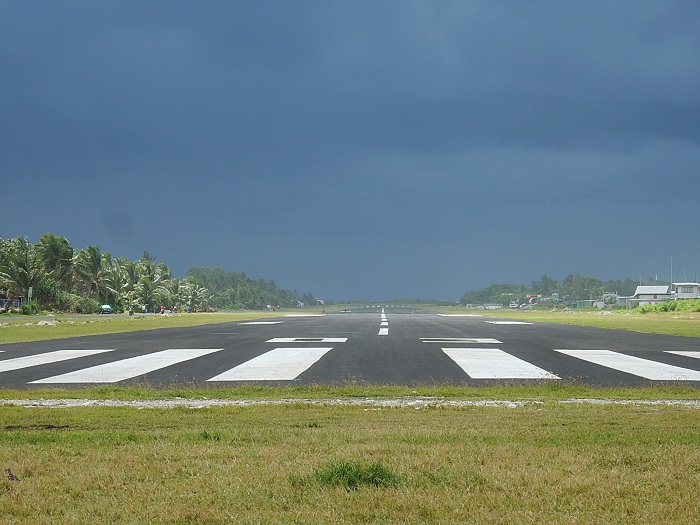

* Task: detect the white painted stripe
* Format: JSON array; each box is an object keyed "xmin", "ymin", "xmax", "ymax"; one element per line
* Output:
[
  {"xmin": 240, "ymin": 321, "xmax": 283, "ymax": 325},
  {"xmin": 0, "ymin": 350, "xmax": 113, "ymax": 373},
  {"xmin": 266, "ymin": 337, "xmax": 347, "ymax": 343},
  {"xmin": 207, "ymin": 347, "xmax": 333, "ymax": 381},
  {"xmin": 443, "ymin": 348, "xmax": 560, "ymax": 379},
  {"xmin": 666, "ymin": 351, "xmax": 700, "ymax": 360},
  {"xmin": 378, "ymin": 327, "xmax": 389, "ymax": 336},
  {"xmin": 555, "ymin": 350, "xmax": 700, "ymax": 381},
  {"xmin": 380, "ymin": 321, "xmax": 388, "ymax": 326},
  {"xmin": 484, "ymin": 321, "xmax": 533, "ymax": 325},
  {"xmin": 30, "ymin": 348, "xmax": 224, "ymax": 384},
  {"xmin": 422, "ymin": 337, "xmax": 502, "ymax": 344}
]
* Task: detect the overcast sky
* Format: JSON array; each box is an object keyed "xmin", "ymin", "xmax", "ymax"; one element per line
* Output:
[{"xmin": 2, "ymin": 1, "xmax": 699, "ymax": 301}]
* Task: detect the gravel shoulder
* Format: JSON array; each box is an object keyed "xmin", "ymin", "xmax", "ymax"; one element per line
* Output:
[{"xmin": 3, "ymin": 397, "xmax": 700, "ymax": 409}]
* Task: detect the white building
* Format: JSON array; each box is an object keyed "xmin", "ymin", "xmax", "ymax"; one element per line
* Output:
[
  {"xmin": 672, "ymin": 282, "xmax": 700, "ymax": 300},
  {"xmin": 621, "ymin": 285, "xmax": 672, "ymax": 309}
]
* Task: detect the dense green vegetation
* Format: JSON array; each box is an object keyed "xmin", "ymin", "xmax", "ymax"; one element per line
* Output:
[
  {"xmin": 460, "ymin": 273, "xmax": 646, "ymax": 305},
  {"xmin": 0, "ymin": 234, "xmax": 315, "ymax": 314},
  {"xmin": 636, "ymin": 298, "xmax": 700, "ymax": 313}
]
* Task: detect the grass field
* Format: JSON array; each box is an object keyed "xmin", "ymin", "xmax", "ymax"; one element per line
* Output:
[
  {"xmin": 1, "ymin": 400, "xmax": 699, "ymax": 524},
  {"xmin": 2, "ymin": 306, "xmax": 700, "ymax": 523},
  {"xmin": 0, "ymin": 311, "xmax": 291, "ymax": 344},
  {"xmin": 441, "ymin": 306, "xmax": 700, "ymax": 338}
]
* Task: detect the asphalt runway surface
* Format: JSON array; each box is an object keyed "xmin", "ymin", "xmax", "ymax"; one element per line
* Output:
[{"xmin": 2, "ymin": 307, "xmax": 700, "ymax": 389}]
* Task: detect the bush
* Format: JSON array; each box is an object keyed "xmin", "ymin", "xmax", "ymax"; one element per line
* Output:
[
  {"xmin": 637, "ymin": 299, "xmax": 700, "ymax": 314},
  {"xmin": 75, "ymin": 297, "xmax": 101, "ymax": 314}
]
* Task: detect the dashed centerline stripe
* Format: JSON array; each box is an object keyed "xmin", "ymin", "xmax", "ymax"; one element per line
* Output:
[{"xmin": 378, "ymin": 308, "xmax": 389, "ymax": 335}]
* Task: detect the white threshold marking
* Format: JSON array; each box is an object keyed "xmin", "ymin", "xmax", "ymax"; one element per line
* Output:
[
  {"xmin": 484, "ymin": 321, "xmax": 533, "ymax": 325},
  {"xmin": 666, "ymin": 351, "xmax": 700, "ymax": 360},
  {"xmin": 555, "ymin": 350, "xmax": 700, "ymax": 381},
  {"xmin": 207, "ymin": 347, "xmax": 333, "ymax": 381},
  {"xmin": 422, "ymin": 337, "xmax": 502, "ymax": 344},
  {"xmin": 0, "ymin": 350, "xmax": 113, "ymax": 373},
  {"xmin": 378, "ymin": 327, "xmax": 389, "ymax": 336},
  {"xmin": 30, "ymin": 348, "xmax": 224, "ymax": 384},
  {"xmin": 443, "ymin": 348, "xmax": 559, "ymax": 379},
  {"xmin": 267, "ymin": 337, "xmax": 347, "ymax": 343},
  {"xmin": 380, "ymin": 321, "xmax": 388, "ymax": 326},
  {"xmin": 240, "ymin": 321, "xmax": 283, "ymax": 325}
]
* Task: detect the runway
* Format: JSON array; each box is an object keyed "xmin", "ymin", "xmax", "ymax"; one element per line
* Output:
[{"xmin": 1, "ymin": 308, "xmax": 700, "ymax": 388}]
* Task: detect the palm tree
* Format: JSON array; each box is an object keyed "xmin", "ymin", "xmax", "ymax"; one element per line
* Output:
[
  {"xmin": 37, "ymin": 233, "xmax": 73, "ymax": 288},
  {"xmin": 181, "ymin": 279, "xmax": 210, "ymax": 312},
  {"xmin": 73, "ymin": 246, "xmax": 110, "ymax": 304},
  {"xmin": 0, "ymin": 237, "xmax": 46, "ymax": 303}
]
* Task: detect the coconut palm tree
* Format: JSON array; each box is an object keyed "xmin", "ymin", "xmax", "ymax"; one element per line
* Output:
[
  {"xmin": 0, "ymin": 236, "xmax": 46, "ymax": 304},
  {"xmin": 37, "ymin": 233, "xmax": 73, "ymax": 288},
  {"xmin": 73, "ymin": 245, "xmax": 111, "ymax": 304}
]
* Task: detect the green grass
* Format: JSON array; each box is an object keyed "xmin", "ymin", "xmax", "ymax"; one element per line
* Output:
[
  {"xmin": 439, "ymin": 306, "xmax": 700, "ymax": 338},
  {"xmin": 0, "ymin": 310, "xmax": 296, "ymax": 344},
  {"xmin": 2, "ymin": 383, "xmax": 700, "ymax": 402},
  {"xmin": 1, "ymin": 402, "xmax": 699, "ymax": 524}
]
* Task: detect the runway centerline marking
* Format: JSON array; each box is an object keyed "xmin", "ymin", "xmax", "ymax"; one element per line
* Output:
[
  {"xmin": 0, "ymin": 350, "xmax": 113, "ymax": 373},
  {"xmin": 30, "ymin": 348, "xmax": 224, "ymax": 384},
  {"xmin": 555, "ymin": 350, "xmax": 700, "ymax": 381},
  {"xmin": 207, "ymin": 347, "xmax": 333, "ymax": 381},
  {"xmin": 443, "ymin": 348, "xmax": 559, "ymax": 379}
]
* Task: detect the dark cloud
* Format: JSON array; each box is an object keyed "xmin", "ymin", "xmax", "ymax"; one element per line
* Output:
[{"xmin": 2, "ymin": 1, "xmax": 699, "ymax": 299}]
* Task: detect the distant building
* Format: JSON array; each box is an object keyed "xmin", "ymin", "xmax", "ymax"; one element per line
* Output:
[
  {"xmin": 672, "ymin": 282, "xmax": 700, "ymax": 300},
  {"xmin": 620, "ymin": 285, "xmax": 672, "ymax": 309}
]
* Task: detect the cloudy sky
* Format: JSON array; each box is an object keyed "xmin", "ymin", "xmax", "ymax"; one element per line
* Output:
[{"xmin": 2, "ymin": 1, "xmax": 699, "ymax": 301}]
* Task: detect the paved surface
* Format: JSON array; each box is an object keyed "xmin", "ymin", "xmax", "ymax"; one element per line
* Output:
[{"xmin": 2, "ymin": 308, "xmax": 700, "ymax": 388}]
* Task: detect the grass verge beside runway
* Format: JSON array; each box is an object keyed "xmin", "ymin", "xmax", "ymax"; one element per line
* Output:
[
  {"xmin": 0, "ymin": 311, "xmax": 293, "ymax": 344},
  {"xmin": 442, "ymin": 307, "xmax": 700, "ymax": 338},
  {"xmin": 1, "ymin": 398, "xmax": 699, "ymax": 524}
]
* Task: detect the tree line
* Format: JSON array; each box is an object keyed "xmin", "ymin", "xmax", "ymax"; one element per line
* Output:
[
  {"xmin": 460, "ymin": 274, "xmax": 647, "ymax": 306},
  {"xmin": 0, "ymin": 234, "xmax": 316, "ymax": 314}
]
